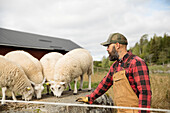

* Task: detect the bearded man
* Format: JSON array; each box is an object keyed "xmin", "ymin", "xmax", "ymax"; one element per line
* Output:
[{"xmin": 77, "ymin": 33, "xmax": 152, "ymax": 113}]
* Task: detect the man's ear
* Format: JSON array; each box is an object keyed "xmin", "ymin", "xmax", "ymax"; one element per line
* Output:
[{"xmin": 115, "ymin": 42, "xmax": 120, "ymax": 50}]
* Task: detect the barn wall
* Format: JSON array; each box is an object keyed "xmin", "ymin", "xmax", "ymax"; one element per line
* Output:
[{"xmin": 0, "ymin": 45, "xmax": 67, "ymax": 60}]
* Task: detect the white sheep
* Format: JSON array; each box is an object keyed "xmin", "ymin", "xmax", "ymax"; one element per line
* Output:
[
  {"xmin": 40, "ymin": 52, "xmax": 63, "ymax": 94},
  {"xmin": 5, "ymin": 50, "xmax": 45, "ymax": 99},
  {"xmin": 0, "ymin": 55, "xmax": 34, "ymax": 105},
  {"xmin": 50, "ymin": 48, "xmax": 93, "ymax": 97}
]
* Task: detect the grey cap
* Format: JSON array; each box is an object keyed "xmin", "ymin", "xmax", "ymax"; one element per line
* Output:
[{"xmin": 101, "ymin": 33, "xmax": 128, "ymax": 46}]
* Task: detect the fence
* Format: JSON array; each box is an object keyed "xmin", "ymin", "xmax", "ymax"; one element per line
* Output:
[{"xmin": 0, "ymin": 100, "xmax": 170, "ymax": 113}]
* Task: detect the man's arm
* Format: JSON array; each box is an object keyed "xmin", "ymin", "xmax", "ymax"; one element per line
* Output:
[
  {"xmin": 132, "ymin": 59, "xmax": 152, "ymax": 113},
  {"xmin": 87, "ymin": 66, "xmax": 114, "ymax": 104}
]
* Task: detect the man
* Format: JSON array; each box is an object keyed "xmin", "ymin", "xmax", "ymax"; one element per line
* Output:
[{"xmin": 76, "ymin": 33, "xmax": 152, "ymax": 113}]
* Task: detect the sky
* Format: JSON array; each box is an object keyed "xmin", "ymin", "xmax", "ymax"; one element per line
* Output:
[{"xmin": 0, "ymin": 0, "xmax": 170, "ymax": 61}]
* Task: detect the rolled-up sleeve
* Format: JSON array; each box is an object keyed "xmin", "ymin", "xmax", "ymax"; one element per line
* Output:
[{"xmin": 88, "ymin": 66, "xmax": 114, "ymax": 104}]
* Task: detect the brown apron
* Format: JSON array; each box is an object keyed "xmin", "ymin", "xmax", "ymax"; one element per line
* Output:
[{"xmin": 112, "ymin": 55, "xmax": 139, "ymax": 113}]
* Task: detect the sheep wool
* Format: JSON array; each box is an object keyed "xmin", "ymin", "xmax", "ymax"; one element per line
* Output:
[
  {"xmin": 40, "ymin": 52, "xmax": 63, "ymax": 81},
  {"xmin": 0, "ymin": 55, "xmax": 33, "ymax": 95},
  {"xmin": 5, "ymin": 50, "xmax": 44, "ymax": 84},
  {"xmin": 54, "ymin": 48, "xmax": 93, "ymax": 82},
  {"xmin": 53, "ymin": 48, "xmax": 93, "ymax": 96}
]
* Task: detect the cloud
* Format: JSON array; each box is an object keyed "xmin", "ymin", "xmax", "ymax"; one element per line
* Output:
[{"xmin": 0, "ymin": 0, "xmax": 170, "ymax": 60}]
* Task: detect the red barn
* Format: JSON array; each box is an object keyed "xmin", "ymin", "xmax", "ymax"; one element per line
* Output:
[{"xmin": 0, "ymin": 28, "xmax": 82, "ymax": 59}]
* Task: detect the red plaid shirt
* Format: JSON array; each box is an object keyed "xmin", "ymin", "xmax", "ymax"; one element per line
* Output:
[{"xmin": 88, "ymin": 51, "xmax": 152, "ymax": 113}]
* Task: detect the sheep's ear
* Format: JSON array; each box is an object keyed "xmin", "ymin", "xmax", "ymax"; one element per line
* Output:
[
  {"xmin": 26, "ymin": 87, "xmax": 31, "ymax": 91},
  {"xmin": 30, "ymin": 80, "xmax": 35, "ymax": 86},
  {"xmin": 49, "ymin": 80, "xmax": 55, "ymax": 85},
  {"xmin": 60, "ymin": 82, "xmax": 66, "ymax": 88},
  {"xmin": 41, "ymin": 77, "xmax": 46, "ymax": 85},
  {"xmin": 60, "ymin": 82, "xmax": 65, "ymax": 85}
]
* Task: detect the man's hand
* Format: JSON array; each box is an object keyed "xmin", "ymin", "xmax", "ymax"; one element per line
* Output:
[{"xmin": 76, "ymin": 97, "xmax": 88, "ymax": 103}]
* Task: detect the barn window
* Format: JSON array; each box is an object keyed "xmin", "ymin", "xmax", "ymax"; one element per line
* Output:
[{"xmin": 39, "ymin": 39, "xmax": 52, "ymax": 43}]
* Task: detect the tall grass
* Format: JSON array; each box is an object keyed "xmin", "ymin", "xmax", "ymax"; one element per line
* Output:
[{"xmin": 150, "ymin": 74, "xmax": 170, "ymax": 109}]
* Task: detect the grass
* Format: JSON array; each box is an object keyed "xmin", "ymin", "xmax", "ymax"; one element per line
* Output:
[
  {"xmin": 149, "ymin": 73, "xmax": 170, "ymax": 109},
  {"xmin": 148, "ymin": 65, "xmax": 170, "ymax": 72},
  {"xmin": 66, "ymin": 81, "xmax": 100, "ymax": 90}
]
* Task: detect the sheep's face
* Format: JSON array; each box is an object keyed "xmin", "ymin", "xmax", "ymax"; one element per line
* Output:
[
  {"xmin": 23, "ymin": 87, "xmax": 34, "ymax": 101},
  {"xmin": 33, "ymin": 84, "xmax": 44, "ymax": 99},
  {"xmin": 50, "ymin": 81, "xmax": 66, "ymax": 97}
]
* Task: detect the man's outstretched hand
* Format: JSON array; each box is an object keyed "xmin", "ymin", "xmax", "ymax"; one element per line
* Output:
[{"xmin": 76, "ymin": 97, "xmax": 89, "ymax": 103}]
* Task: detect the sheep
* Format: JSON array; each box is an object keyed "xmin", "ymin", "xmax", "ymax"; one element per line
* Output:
[
  {"xmin": 0, "ymin": 55, "xmax": 34, "ymax": 105},
  {"xmin": 5, "ymin": 50, "xmax": 45, "ymax": 99},
  {"xmin": 50, "ymin": 48, "xmax": 93, "ymax": 97},
  {"xmin": 40, "ymin": 52, "xmax": 63, "ymax": 95}
]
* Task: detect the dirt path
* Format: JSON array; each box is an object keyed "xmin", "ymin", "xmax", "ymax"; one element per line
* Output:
[{"xmin": 37, "ymin": 89, "xmax": 91, "ymax": 103}]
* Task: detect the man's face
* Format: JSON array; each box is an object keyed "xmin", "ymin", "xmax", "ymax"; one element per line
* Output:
[{"xmin": 107, "ymin": 44, "xmax": 119, "ymax": 61}]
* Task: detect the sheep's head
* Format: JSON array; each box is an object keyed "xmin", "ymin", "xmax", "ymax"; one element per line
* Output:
[
  {"xmin": 30, "ymin": 78, "xmax": 45, "ymax": 99},
  {"xmin": 33, "ymin": 84, "xmax": 44, "ymax": 99},
  {"xmin": 22, "ymin": 86, "xmax": 34, "ymax": 101},
  {"xmin": 49, "ymin": 80, "xmax": 66, "ymax": 97}
]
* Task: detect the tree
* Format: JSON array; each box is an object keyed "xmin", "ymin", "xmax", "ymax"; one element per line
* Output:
[
  {"xmin": 93, "ymin": 61, "xmax": 102, "ymax": 67},
  {"xmin": 158, "ymin": 51, "xmax": 167, "ymax": 65},
  {"xmin": 139, "ymin": 34, "xmax": 148, "ymax": 56},
  {"xmin": 102, "ymin": 56, "xmax": 109, "ymax": 68},
  {"xmin": 162, "ymin": 34, "xmax": 170, "ymax": 63},
  {"xmin": 131, "ymin": 42, "xmax": 140, "ymax": 56},
  {"xmin": 149, "ymin": 35, "xmax": 160, "ymax": 63}
]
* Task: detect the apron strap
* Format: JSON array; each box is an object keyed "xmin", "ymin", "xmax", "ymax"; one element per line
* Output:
[{"xmin": 113, "ymin": 54, "xmax": 135, "ymax": 73}]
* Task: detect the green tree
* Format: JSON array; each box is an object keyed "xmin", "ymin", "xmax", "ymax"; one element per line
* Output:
[
  {"xmin": 149, "ymin": 35, "xmax": 160, "ymax": 63},
  {"xmin": 162, "ymin": 34, "xmax": 170, "ymax": 63},
  {"xmin": 131, "ymin": 42, "xmax": 140, "ymax": 56},
  {"xmin": 109, "ymin": 60, "xmax": 114, "ymax": 67},
  {"xmin": 93, "ymin": 61, "xmax": 102, "ymax": 67},
  {"xmin": 102, "ymin": 56, "xmax": 109, "ymax": 68},
  {"xmin": 158, "ymin": 51, "xmax": 167, "ymax": 65},
  {"xmin": 139, "ymin": 34, "xmax": 149, "ymax": 59},
  {"xmin": 139, "ymin": 34, "xmax": 148, "ymax": 56}
]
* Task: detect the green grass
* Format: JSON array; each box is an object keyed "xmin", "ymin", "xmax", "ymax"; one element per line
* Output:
[
  {"xmin": 42, "ymin": 84, "xmax": 48, "ymax": 94},
  {"xmin": 148, "ymin": 65, "xmax": 170, "ymax": 72},
  {"xmin": 42, "ymin": 81, "xmax": 100, "ymax": 94},
  {"xmin": 34, "ymin": 109, "xmax": 41, "ymax": 113},
  {"xmin": 66, "ymin": 81, "xmax": 100, "ymax": 90}
]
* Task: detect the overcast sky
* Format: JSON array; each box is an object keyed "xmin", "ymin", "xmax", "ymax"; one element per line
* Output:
[{"xmin": 0, "ymin": 0, "xmax": 170, "ymax": 61}]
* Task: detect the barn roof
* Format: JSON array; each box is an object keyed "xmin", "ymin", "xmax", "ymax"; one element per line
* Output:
[{"xmin": 0, "ymin": 27, "xmax": 82, "ymax": 51}]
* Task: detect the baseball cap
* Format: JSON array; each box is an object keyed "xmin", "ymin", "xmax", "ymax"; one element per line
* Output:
[{"xmin": 101, "ymin": 33, "xmax": 128, "ymax": 46}]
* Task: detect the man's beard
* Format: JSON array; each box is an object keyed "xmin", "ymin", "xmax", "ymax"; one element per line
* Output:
[{"xmin": 109, "ymin": 46, "xmax": 119, "ymax": 61}]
